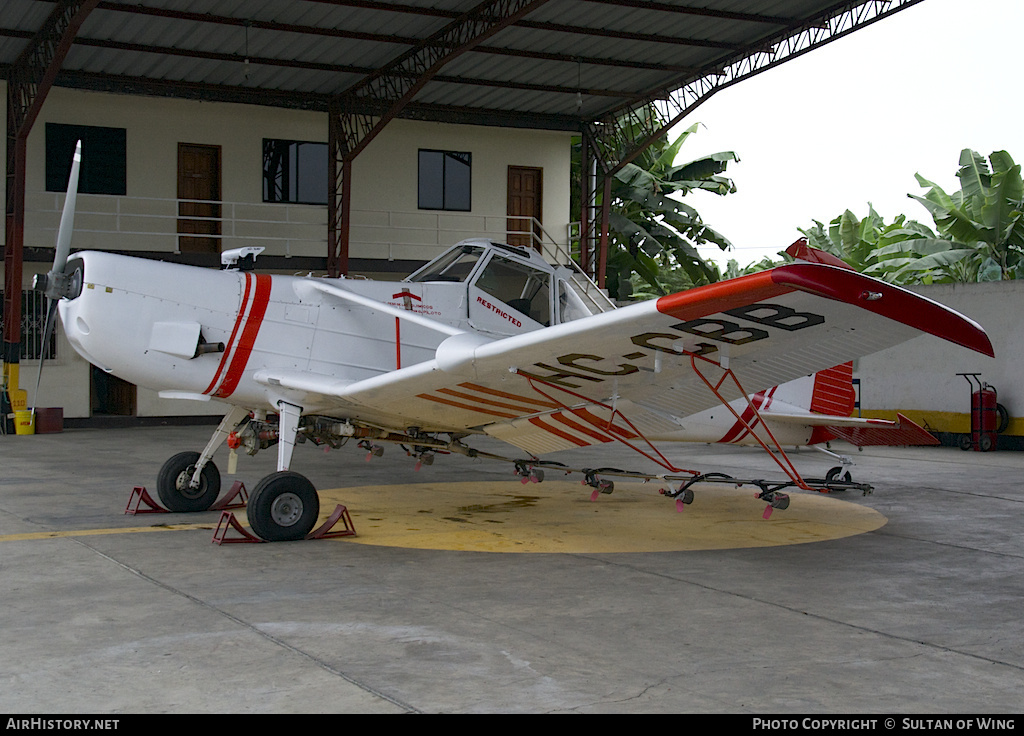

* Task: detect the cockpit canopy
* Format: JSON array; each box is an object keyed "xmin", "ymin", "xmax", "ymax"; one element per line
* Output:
[{"xmin": 406, "ymin": 239, "xmax": 601, "ymax": 331}]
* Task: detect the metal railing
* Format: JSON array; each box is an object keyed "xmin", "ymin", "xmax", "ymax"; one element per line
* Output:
[
  {"xmin": 0, "ymin": 289, "xmax": 56, "ymax": 361},
  {"xmin": 24, "ymin": 192, "xmax": 327, "ymax": 258},
  {"xmin": 21, "ymin": 192, "xmax": 614, "ymax": 311}
]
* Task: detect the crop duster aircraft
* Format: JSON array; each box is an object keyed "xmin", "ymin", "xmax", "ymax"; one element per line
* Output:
[{"xmin": 31, "ymin": 144, "xmax": 994, "ymax": 540}]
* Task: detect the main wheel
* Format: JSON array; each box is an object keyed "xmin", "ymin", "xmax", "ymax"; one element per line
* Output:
[
  {"xmin": 248, "ymin": 471, "xmax": 320, "ymax": 542},
  {"xmin": 156, "ymin": 451, "xmax": 221, "ymax": 512}
]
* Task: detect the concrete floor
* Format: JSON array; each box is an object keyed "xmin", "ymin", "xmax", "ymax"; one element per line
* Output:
[{"xmin": 1, "ymin": 425, "xmax": 1023, "ymax": 713}]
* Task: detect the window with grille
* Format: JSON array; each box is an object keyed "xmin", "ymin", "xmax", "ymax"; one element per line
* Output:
[{"xmin": 0, "ymin": 291, "xmax": 57, "ymax": 361}]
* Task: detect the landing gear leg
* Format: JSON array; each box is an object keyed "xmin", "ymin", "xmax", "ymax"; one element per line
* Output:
[
  {"xmin": 275, "ymin": 401, "xmax": 301, "ymax": 472},
  {"xmin": 156, "ymin": 406, "xmax": 249, "ymax": 512},
  {"xmin": 247, "ymin": 401, "xmax": 321, "ymax": 541},
  {"xmin": 191, "ymin": 406, "xmax": 251, "ymax": 487}
]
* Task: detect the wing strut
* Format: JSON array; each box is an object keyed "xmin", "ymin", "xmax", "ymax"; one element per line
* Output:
[
  {"xmin": 516, "ymin": 349, "xmax": 820, "ymax": 494},
  {"xmin": 687, "ymin": 351, "xmax": 814, "ymax": 492}
]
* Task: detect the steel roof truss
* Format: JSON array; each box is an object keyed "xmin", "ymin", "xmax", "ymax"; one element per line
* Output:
[
  {"xmin": 333, "ymin": 0, "xmax": 552, "ymax": 161},
  {"xmin": 587, "ymin": 0, "xmax": 926, "ymax": 177}
]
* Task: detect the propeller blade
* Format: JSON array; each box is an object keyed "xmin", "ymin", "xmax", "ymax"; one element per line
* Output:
[
  {"xmin": 30, "ymin": 140, "xmax": 81, "ymax": 413},
  {"xmin": 30, "ymin": 300, "xmax": 59, "ymax": 415},
  {"xmin": 53, "ymin": 140, "xmax": 82, "ymax": 277}
]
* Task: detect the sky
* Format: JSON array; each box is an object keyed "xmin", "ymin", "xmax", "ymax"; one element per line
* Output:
[{"xmin": 673, "ymin": 0, "xmax": 1024, "ymax": 269}]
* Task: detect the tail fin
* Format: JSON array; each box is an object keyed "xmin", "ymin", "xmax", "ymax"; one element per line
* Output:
[
  {"xmin": 785, "ymin": 238, "xmax": 856, "ymax": 270},
  {"xmin": 809, "ymin": 362, "xmax": 856, "ymax": 417}
]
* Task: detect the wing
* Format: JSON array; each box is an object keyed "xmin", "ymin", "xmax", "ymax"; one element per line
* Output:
[{"xmin": 256, "ymin": 263, "xmax": 992, "ymax": 455}]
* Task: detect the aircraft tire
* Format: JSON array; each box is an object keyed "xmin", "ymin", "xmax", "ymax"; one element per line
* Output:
[
  {"xmin": 826, "ymin": 466, "xmax": 852, "ymax": 484},
  {"xmin": 996, "ymin": 403, "xmax": 1010, "ymax": 434},
  {"xmin": 248, "ymin": 471, "xmax": 320, "ymax": 542},
  {"xmin": 156, "ymin": 451, "xmax": 221, "ymax": 512}
]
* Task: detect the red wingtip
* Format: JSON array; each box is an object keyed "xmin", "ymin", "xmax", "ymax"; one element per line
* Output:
[{"xmin": 770, "ymin": 264, "xmax": 995, "ymax": 358}]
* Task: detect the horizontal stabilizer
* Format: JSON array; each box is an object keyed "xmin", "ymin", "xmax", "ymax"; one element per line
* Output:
[{"xmin": 821, "ymin": 413, "xmax": 938, "ymax": 447}]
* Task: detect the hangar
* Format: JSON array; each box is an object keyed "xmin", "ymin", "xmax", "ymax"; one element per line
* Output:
[
  {"xmin": 4, "ymin": 5, "xmax": 1023, "ymax": 715},
  {"xmin": 2, "ymin": 0, "xmax": 925, "ymax": 423}
]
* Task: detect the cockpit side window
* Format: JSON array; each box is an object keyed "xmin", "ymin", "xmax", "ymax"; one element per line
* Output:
[
  {"xmin": 474, "ymin": 255, "xmax": 551, "ymax": 326},
  {"xmin": 407, "ymin": 245, "xmax": 483, "ymax": 283}
]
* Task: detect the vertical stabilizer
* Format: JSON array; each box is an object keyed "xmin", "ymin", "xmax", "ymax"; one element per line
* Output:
[{"xmin": 809, "ymin": 362, "xmax": 856, "ymax": 417}]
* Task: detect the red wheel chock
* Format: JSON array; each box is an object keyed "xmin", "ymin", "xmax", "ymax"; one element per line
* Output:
[
  {"xmin": 212, "ymin": 511, "xmax": 263, "ymax": 544},
  {"xmin": 211, "ymin": 480, "xmax": 248, "ymax": 510},
  {"xmin": 307, "ymin": 505, "xmax": 357, "ymax": 540},
  {"xmin": 127, "ymin": 480, "xmax": 248, "ymax": 516},
  {"xmin": 125, "ymin": 486, "xmax": 168, "ymax": 515},
  {"xmin": 211, "ymin": 504, "xmax": 357, "ymax": 545}
]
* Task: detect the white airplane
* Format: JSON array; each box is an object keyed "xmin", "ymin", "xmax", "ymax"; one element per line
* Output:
[{"xmin": 31, "ymin": 144, "xmax": 994, "ymax": 540}]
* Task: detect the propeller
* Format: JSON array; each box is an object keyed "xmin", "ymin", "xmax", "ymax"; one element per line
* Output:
[{"xmin": 30, "ymin": 140, "xmax": 82, "ymax": 414}]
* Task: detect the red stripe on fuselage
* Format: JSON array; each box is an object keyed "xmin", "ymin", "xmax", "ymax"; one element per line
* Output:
[
  {"xmin": 718, "ymin": 387, "xmax": 776, "ymax": 444},
  {"xmin": 203, "ymin": 273, "xmax": 253, "ymax": 395},
  {"xmin": 212, "ymin": 274, "xmax": 272, "ymax": 399}
]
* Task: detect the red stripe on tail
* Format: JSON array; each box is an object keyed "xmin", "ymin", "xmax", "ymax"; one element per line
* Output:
[{"xmin": 810, "ymin": 362, "xmax": 855, "ymax": 417}]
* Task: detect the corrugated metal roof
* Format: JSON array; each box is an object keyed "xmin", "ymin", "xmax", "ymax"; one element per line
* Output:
[{"xmin": 1, "ymin": 0, "xmax": 924, "ymax": 129}]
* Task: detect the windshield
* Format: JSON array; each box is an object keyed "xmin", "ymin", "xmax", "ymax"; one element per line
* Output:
[{"xmin": 407, "ymin": 245, "xmax": 483, "ymax": 283}]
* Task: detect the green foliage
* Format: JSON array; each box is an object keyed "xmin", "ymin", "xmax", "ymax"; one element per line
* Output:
[
  {"xmin": 798, "ymin": 206, "xmax": 942, "ymax": 285},
  {"xmin": 900, "ymin": 149, "xmax": 1024, "ymax": 281},
  {"xmin": 628, "ymin": 252, "xmax": 788, "ymax": 300},
  {"xmin": 628, "ymin": 251, "xmax": 723, "ymax": 300},
  {"xmin": 574, "ymin": 117, "xmax": 738, "ymax": 300},
  {"xmin": 722, "ymin": 254, "xmax": 787, "ymax": 279},
  {"xmin": 798, "ymin": 149, "xmax": 1024, "ymax": 284}
]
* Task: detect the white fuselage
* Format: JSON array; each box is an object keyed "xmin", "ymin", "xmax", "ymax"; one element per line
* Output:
[{"xmin": 59, "ymin": 251, "xmax": 459, "ymax": 413}]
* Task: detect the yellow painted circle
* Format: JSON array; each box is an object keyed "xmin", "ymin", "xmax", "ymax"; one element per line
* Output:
[{"xmin": 318, "ymin": 480, "xmax": 886, "ymax": 553}]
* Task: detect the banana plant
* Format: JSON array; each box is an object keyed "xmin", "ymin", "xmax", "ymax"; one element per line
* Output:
[
  {"xmin": 574, "ymin": 119, "xmax": 739, "ymax": 300},
  {"xmin": 894, "ymin": 149, "xmax": 1024, "ymax": 282},
  {"xmin": 797, "ymin": 150, "xmax": 1024, "ymax": 285}
]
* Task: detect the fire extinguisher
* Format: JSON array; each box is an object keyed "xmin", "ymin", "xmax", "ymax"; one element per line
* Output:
[
  {"xmin": 972, "ymin": 383, "xmax": 998, "ymax": 452},
  {"xmin": 958, "ymin": 374, "xmax": 1008, "ymax": 451}
]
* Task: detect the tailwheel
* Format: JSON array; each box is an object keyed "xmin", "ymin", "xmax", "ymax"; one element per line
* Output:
[
  {"xmin": 157, "ymin": 451, "xmax": 221, "ymax": 512},
  {"xmin": 826, "ymin": 466, "xmax": 853, "ymax": 483},
  {"xmin": 248, "ymin": 471, "xmax": 320, "ymax": 542}
]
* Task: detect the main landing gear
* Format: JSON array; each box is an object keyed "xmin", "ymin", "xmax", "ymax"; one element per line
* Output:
[{"xmin": 156, "ymin": 402, "xmax": 323, "ymax": 542}]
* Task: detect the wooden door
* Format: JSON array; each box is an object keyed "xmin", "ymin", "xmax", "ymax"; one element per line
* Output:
[
  {"xmin": 178, "ymin": 143, "xmax": 222, "ymax": 254},
  {"xmin": 507, "ymin": 166, "xmax": 542, "ymax": 249}
]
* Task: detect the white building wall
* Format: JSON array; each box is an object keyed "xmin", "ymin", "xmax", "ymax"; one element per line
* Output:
[
  {"xmin": 856, "ymin": 280, "xmax": 1023, "ymax": 435},
  {"xmin": 6, "ymin": 87, "xmax": 572, "ymax": 261},
  {"xmin": 351, "ymin": 119, "xmax": 573, "ymax": 263}
]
